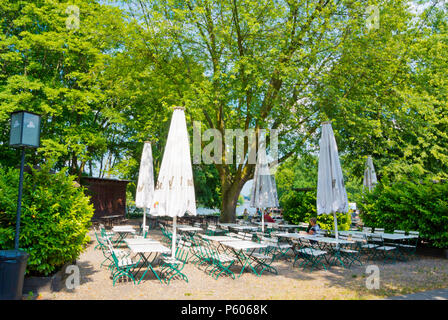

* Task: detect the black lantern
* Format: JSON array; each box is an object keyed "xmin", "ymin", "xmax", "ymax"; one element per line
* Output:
[
  {"xmin": 9, "ymin": 111, "xmax": 41, "ymax": 148},
  {"xmin": 9, "ymin": 111, "xmax": 41, "ymax": 250}
]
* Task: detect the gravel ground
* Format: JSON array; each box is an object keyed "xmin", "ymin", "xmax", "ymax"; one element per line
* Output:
[{"xmin": 36, "ymin": 221, "xmax": 448, "ymax": 300}]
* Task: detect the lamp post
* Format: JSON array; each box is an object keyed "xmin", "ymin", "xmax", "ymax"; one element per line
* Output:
[{"xmin": 9, "ymin": 111, "xmax": 41, "ymax": 250}]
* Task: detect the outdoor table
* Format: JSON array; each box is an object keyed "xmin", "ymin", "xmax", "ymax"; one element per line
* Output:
[
  {"xmin": 229, "ymin": 225, "xmax": 259, "ymax": 232},
  {"xmin": 178, "ymin": 226, "xmax": 204, "ymax": 244},
  {"xmin": 277, "ymin": 233, "xmax": 355, "ymax": 267},
  {"xmin": 339, "ymin": 231, "xmax": 416, "ymax": 241},
  {"xmin": 220, "ymin": 240, "xmax": 271, "ymax": 277},
  {"xmin": 112, "ymin": 225, "xmax": 136, "ymax": 245},
  {"xmin": 178, "ymin": 226, "xmax": 203, "ymax": 232},
  {"xmin": 277, "ymin": 224, "xmax": 300, "ymax": 232},
  {"xmin": 218, "ymin": 223, "xmax": 240, "ymax": 228},
  {"xmin": 127, "ymin": 242, "xmax": 171, "ymax": 284},
  {"xmin": 124, "ymin": 238, "xmax": 159, "ymax": 245},
  {"xmin": 99, "ymin": 215, "xmax": 122, "ymax": 228},
  {"xmin": 201, "ymin": 235, "xmax": 240, "ymax": 253}
]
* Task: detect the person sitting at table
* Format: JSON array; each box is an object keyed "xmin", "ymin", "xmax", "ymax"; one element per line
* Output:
[
  {"xmin": 264, "ymin": 210, "xmax": 275, "ymax": 223},
  {"xmin": 243, "ymin": 208, "xmax": 249, "ymax": 221},
  {"xmin": 306, "ymin": 217, "xmax": 320, "ymax": 235}
]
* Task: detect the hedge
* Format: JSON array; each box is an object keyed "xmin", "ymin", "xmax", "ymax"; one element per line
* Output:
[
  {"xmin": 0, "ymin": 163, "xmax": 94, "ymax": 276},
  {"xmin": 358, "ymin": 179, "xmax": 448, "ymax": 249},
  {"xmin": 280, "ymin": 190, "xmax": 351, "ymax": 232}
]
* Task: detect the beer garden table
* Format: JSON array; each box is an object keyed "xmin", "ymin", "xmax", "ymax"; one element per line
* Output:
[
  {"xmin": 112, "ymin": 225, "xmax": 136, "ymax": 245},
  {"xmin": 126, "ymin": 242, "xmax": 171, "ymax": 284},
  {"xmin": 220, "ymin": 240, "xmax": 275, "ymax": 277},
  {"xmin": 277, "ymin": 233, "xmax": 355, "ymax": 268}
]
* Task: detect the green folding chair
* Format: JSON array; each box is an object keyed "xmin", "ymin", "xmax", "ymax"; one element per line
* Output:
[{"xmin": 159, "ymin": 240, "xmax": 191, "ymax": 285}]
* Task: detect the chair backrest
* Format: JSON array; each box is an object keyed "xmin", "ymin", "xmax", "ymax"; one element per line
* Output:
[
  {"xmin": 369, "ymin": 234, "xmax": 383, "ymax": 244},
  {"xmin": 315, "ymin": 229, "xmax": 327, "ymax": 237},
  {"xmin": 363, "ymin": 227, "xmax": 372, "ymax": 233},
  {"xmin": 394, "ymin": 230, "xmax": 406, "ymax": 235},
  {"xmin": 241, "ymin": 232, "xmax": 253, "ymax": 241},
  {"xmin": 375, "ymin": 228, "xmax": 385, "ymax": 234},
  {"xmin": 409, "ymin": 231, "xmax": 419, "ymax": 237},
  {"xmin": 339, "ymin": 234, "xmax": 349, "ymax": 240},
  {"xmin": 236, "ymin": 232, "xmax": 245, "ymax": 239},
  {"xmin": 351, "ymin": 234, "xmax": 367, "ymax": 242}
]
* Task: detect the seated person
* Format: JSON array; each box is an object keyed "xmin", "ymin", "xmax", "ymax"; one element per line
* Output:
[
  {"xmin": 243, "ymin": 208, "xmax": 249, "ymax": 221},
  {"xmin": 263, "ymin": 211, "xmax": 275, "ymax": 223},
  {"xmin": 306, "ymin": 217, "xmax": 320, "ymax": 235}
]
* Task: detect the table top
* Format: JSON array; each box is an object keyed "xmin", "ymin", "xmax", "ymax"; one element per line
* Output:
[
  {"xmin": 112, "ymin": 226, "xmax": 136, "ymax": 233},
  {"xmin": 277, "ymin": 233, "xmax": 354, "ymax": 245},
  {"xmin": 339, "ymin": 231, "xmax": 415, "ymax": 240},
  {"xmin": 229, "ymin": 225, "xmax": 258, "ymax": 231},
  {"xmin": 201, "ymin": 235, "xmax": 241, "ymax": 242},
  {"xmin": 124, "ymin": 238, "xmax": 159, "ymax": 245},
  {"xmin": 127, "ymin": 243, "xmax": 171, "ymax": 254},
  {"xmin": 218, "ymin": 223, "xmax": 240, "ymax": 228},
  {"xmin": 278, "ymin": 224, "xmax": 300, "ymax": 228},
  {"xmin": 177, "ymin": 226, "xmax": 203, "ymax": 232},
  {"xmin": 220, "ymin": 240, "xmax": 268, "ymax": 250},
  {"xmin": 100, "ymin": 215, "xmax": 122, "ymax": 219}
]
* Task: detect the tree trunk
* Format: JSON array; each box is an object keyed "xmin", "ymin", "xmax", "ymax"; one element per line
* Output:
[
  {"xmin": 219, "ymin": 174, "xmax": 251, "ymax": 223},
  {"xmin": 220, "ymin": 184, "xmax": 240, "ymax": 223}
]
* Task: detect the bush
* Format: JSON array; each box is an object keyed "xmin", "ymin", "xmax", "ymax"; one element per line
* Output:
[
  {"xmin": 280, "ymin": 190, "xmax": 351, "ymax": 232},
  {"xmin": 359, "ymin": 179, "xmax": 448, "ymax": 249},
  {"xmin": 0, "ymin": 163, "xmax": 94, "ymax": 276}
]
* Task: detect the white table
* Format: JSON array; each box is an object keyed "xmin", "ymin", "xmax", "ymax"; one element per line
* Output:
[
  {"xmin": 277, "ymin": 224, "xmax": 301, "ymax": 232},
  {"xmin": 229, "ymin": 225, "xmax": 258, "ymax": 232},
  {"xmin": 127, "ymin": 242, "xmax": 171, "ymax": 284},
  {"xmin": 220, "ymin": 240, "xmax": 273, "ymax": 276},
  {"xmin": 201, "ymin": 235, "xmax": 241, "ymax": 242},
  {"xmin": 201, "ymin": 235, "xmax": 241, "ymax": 253},
  {"xmin": 112, "ymin": 226, "xmax": 136, "ymax": 244},
  {"xmin": 124, "ymin": 238, "xmax": 159, "ymax": 245},
  {"xmin": 218, "ymin": 223, "xmax": 240, "ymax": 228},
  {"xmin": 177, "ymin": 226, "xmax": 203, "ymax": 232},
  {"xmin": 339, "ymin": 231, "xmax": 416, "ymax": 241},
  {"xmin": 277, "ymin": 232, "xmax": 353, "ymax": 244}
]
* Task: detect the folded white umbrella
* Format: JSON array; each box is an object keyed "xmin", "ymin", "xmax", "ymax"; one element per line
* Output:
[
  {"xmin": 151, "ymin": 107, "xmax": 197, "ymax": 258},
  {"xmin": 135, "ymin": 141, "xmax": 155, "ymax": 232},
  {"xmin": 363, "ymin": 155, "xmax": 378, "ymax": 192},
  {"xmin": 316, "ymin": 122, "xmax": 349, "ymax": 239},
  {"xmin": 250, "ymin": 134, "xmax": 279, "ymax": 233}
]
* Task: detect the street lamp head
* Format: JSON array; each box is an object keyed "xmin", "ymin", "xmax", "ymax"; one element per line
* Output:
[{"xmin": 9, "ymin": 111, "xmax": 41, "ymax": 148}]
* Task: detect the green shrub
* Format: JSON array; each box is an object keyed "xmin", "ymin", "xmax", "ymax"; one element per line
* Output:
[
  {"xmin": 0, "ymin": 163, "xmax": 94, "ymax": 276},
  {"xmin": 359, "ymin": 179, "xmax": 448, "ymax": 248},
  {"xmin": 280, "ymin": 190, "xmax": 351, "ymax": 232}
]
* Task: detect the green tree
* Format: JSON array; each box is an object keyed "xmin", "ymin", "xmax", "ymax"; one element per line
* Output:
[
  {"xmin": 118, "ymin": 0, "xmax": 423, "ymax": 222},
  {"xmin": 0, "ymin": 0, "xmax": 133, "ymax": 179}
]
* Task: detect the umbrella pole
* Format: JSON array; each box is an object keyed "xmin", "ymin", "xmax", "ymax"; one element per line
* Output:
[
  {"xmin": 333, "ymin": 212, "xmax": 339, "ymax": 239},
  {"xmin": 143, "ymin": 207, "xmax": 147, "ymax": 231},
  {"xmin": 262, "ymin": 209, "xmax": 265, "ymax": 233},
  {"xmin": 172, "ymin": 216, "xmax": 177, "ymax": 259}
]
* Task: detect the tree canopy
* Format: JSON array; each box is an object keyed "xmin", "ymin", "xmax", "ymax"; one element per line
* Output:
[{"xmin": 1, "ymin": 0, "xmax": 447, "ymax": 220}]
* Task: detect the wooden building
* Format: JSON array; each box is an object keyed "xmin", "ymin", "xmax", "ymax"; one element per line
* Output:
[{"xmin": 81, "ymin": 177, "xmax": 131, "ymax": 221}]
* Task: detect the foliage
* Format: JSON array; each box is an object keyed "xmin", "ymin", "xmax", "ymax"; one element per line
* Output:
[
  {"xmin": 281, "ymin": 190, "xmax": 351, "ymax": 232},
  {"xmin": 0, "ymin": 162, "xmax": 94, "ymax": 276},
  {"xmin": 359, "ymin": 179, "xmax": 448, "ymax": 249},
  {"xmin": 1, "ymin": 0, "xmax": 447, "ymax": 224},
  {"xmin": 0, "ymin": 0, "xmax": 133, "ymax": 178}
]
